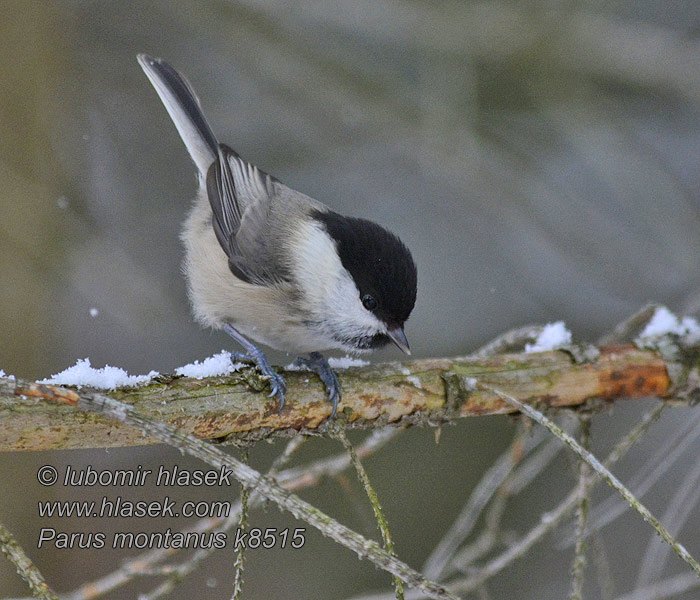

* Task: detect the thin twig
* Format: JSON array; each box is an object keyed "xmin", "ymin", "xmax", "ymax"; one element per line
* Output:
[
  {"xmin": 470, "ymin": 324, "xmax": 544, "ymax": 357},
  {"xmin": 562, "ymin": 406, "xmax": 696, "ymax": 547},
  {"xmin": 450, "ymin": 490, "xmax": 509, "ymax": 569},
  {"xmin": 589, "ymin": 534, "xmax": 616, "ymax": 600},
  {"xmin": 138, "ymin": 570, "xmax": 185, "ymax": 600},
  {"xmin": 446, "ymin": 425, "xmax": 569, "ymax": 575},
  {"xmin": 269, "ymin": 435, "xmax": 309, "ymax": 473},
  {"xmin": 445, "ymin": 403, "xmax": 667, "ymax": 595},
  {"xmin": 636, "ymin": 450, "xmax": 700, "ymax": 587},
  {"xmin": 597, "ymin": 304, "xmax": 661, "ymax": 345},
  {"xmin": 569, "ymin": 414, "xmax": 591, "ymax": 600},
  {"xmin": 601, "ymin": 404, "xmax": 667, "ymax": 466},
  {"xmin": 336, "ymin": 430, "xmax": 404, "ymax": 599},
  {"xmin": 507, "ymin": 435, "xmax": 564, "ymax": 494},
  {"xmin": 423, "ymin": 425, "xmax": 546, "ymax": 579},
  {"xmin": 613, "ymin": 572, "xmax": 700, "ymax": 600},
  {"xmin": 231, "ymin": 449, "xmax": 250, "ymax": 600},
  {"xmin": 276, "ymin": 428, "xmax": 400, "ymax": 491},
  {"xmin": 479, "ymin": 383, "xmax": 700, "ymax": 578},
  {"xmin": 0, "ymin": 523, "xmax": 59, "ymax": 600},
  {"xmin": 139, "ymin": 439, "xmax": 307, "ymax": 600}
]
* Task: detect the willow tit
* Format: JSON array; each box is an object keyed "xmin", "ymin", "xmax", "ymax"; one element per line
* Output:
[{"xmin": 137, "ymin": 54, "xmax": 417, "ymax": 417}]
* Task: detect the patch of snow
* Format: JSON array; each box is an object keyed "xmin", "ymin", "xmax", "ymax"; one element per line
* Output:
[
  {"xmin": 285, "ymin": 361, "xmax": 309, "ymax": 371},
  {"xmin": 683, "ymin": 317, "xmax": 700, "ymax": 343},
  {"xmin": 287, "ymin": 356, "xmax": 369, "ymax": 370},
  {"xmin": 525, "ymin": 322, "xmax": 572, "ymax": 353},
  {"xmin": 327, "ymin": 356, "xmax": 369, "ymax": 369},
  {"xmin": 40, "ymin": 358, "xmax": 158, "ymax": 390},
  {"xmin": 406, "ymin": 376, "xmax": 422, "ymax": 389},
  {"xmin": 400, "ymin": 366, "xmax": 411, "ymax": 375},
  {"xmin": 175, "ymin": 351, "xmax": 243, "ymax": 379},
  {"xmin": 464, "ymin": 377, "xmax": 478, "ymax": 390},
  {"xmin": 638, "ymin": 307, "xmax": 700, "ymax": 341}
]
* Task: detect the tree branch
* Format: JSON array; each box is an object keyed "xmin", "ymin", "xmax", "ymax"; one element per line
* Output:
[
  {"xmin": 14, "ymin": 385, "xmax": 456, "ymax": 600},
  {"xmin": 1, "ymin": 341, "xmax": 696, "ymax": 451},
  {"xmin": 0, "ymin": 522, "xmax": 58, "ymax": 600}
]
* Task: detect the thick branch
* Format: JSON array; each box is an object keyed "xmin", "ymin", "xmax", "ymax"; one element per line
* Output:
[{"xmin": 1, "ymin": 342, "xmax": 696, "ymax": 452}]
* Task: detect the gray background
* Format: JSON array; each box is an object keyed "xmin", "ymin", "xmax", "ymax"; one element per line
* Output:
[{"xmin": 2, "ymin": 1, "xmax": 700, "ymax": 598}]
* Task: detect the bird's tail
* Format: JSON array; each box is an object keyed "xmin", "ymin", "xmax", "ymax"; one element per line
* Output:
[{"xmin": 137, "ymin": 54, "xmax": 218, "ymax": 174}]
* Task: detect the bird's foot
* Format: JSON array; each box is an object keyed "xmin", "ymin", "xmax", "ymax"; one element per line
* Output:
[
  {"xmin": 224, "ymin": 324, "xmax": 286, "ymax": 411},
  {"xmin": 293, "ymin": 352, "xmax": 341, "ymax": 418},
  {"xmin": 231, "ymin": 349, "xmax": 286, "ymax": 410}
]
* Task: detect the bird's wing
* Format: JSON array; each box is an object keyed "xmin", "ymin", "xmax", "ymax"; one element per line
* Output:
[{"xmin": 206, "ymin": 144, "xmax": 288, "ymax": 286}]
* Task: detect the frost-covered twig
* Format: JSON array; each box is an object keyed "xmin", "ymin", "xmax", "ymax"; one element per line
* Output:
[
  {"xmin": 561, "ymin": 405, "xmax": 700, "ymax": 548},
  {"xmin": 613, "ymin": 572, "xmax": 700, "ymax": 600},
  {"xmin": 443, "ymin": 403, "xmax": 666, "ymax": 595},
  {"xmin": 344, "ymin": 406, "xmax": 661, "ymax": 600},
  {"xmin": 450, "ymin": 487, "xmax": 509, "ymax": 569},
  {"xmin": 230, "ymin": 450, "xmax": 250, "ymax": 600},
  {"xmin": 588, "ymin": 534, "xmax": 616, "ymax": 600},
  {"xmin": 0, "ymin": 522, "xmax": 59, "ymax": 600},
  {"xmin": 423, "ymin": 425, "xmax": 546, "ymax": 579},
  {"xmin": 597, "ymin": 304, "xmax": 662, "ymax": 345},
  {"xmin": 124, "ymin": 439, "xmax": 306, "ymax": 600},
  {"xmin": 470, "ymin": 324, "xmax": 544, "ymax": 357},
  {"xmin": 336, "ymin": 430, "xmax": 404, "ymax": 599},
  {"xmin": 636, "ymin": 453, "xmax": 700, "ymax": 587},
  {"xmin": 569, "ymin": 414, "xmax": 591, "ymax": 600},
  {"xmin": 479, "ymin": 383, "xmax": 700, "ymax": 578}
]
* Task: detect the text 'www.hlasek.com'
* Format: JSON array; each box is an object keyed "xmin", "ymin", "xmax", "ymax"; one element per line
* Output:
[{"xmin": 35, "ymin": 464, "xmax": 306, "ymax": 550}]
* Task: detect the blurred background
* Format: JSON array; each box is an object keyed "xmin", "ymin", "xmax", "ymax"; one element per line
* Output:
[{"xmin": 2, "ymin": 1, "xmax": 700, "ymax": 598}]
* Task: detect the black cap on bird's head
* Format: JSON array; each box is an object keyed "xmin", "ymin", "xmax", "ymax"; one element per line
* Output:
[{"xmin": 312, "ymin": 210, "xmax": 417, "ymax": 354}]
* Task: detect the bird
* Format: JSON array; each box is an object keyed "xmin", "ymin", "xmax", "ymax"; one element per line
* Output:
[{"xmin": 137, "ymin": 54, "xmax": 417, "ymax": 418}]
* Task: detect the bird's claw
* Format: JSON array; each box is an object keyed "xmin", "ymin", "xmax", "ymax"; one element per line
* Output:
[
  {"xmin": 294, "ymin": 352, "xmax": 341, "ymax": 419},
  {"xmin": 266, "ymin": 371, "xmax": 287, "ymax": 402},
  {"xmin": 231, "ymin": 351, "xmax": 286, "ymax": 411}
]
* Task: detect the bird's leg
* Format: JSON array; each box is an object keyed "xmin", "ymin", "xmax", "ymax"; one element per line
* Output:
[
  {"xmin": 292, "ymin": 352, "xmax": 341, "ymax": 418},
  {"xmin": 223, "ymin": 323, "xmax": 286, "ymax": 410}
]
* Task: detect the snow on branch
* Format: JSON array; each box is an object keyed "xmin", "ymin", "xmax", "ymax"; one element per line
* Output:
[{"xmin": 1, "ymin": 306, "xmax": 699, "ymax": 452}]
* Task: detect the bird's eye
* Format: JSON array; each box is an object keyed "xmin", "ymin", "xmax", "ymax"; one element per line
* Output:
[{"xmin": 362, "ymin": 294, "xmax": 378, "ymax": 311}]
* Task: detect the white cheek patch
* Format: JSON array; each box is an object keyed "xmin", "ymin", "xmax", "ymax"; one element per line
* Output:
[
  {"xmin": 328, "ymin": 271, "xmax": 385, "ymax": 336},
  {"xmin": 292, "ymin": 222, "xmax": 385, "ymax": 340}
]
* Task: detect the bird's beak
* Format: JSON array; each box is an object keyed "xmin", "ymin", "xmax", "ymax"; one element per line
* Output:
[{"xmin": 387, "ymin": 327, "xmax": 411, "ymax": 355}]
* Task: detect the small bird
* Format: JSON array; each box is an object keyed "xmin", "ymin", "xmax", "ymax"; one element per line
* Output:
[{"xmin": 137, "ymin": 54, "xmax": 417, "ymax": 417}]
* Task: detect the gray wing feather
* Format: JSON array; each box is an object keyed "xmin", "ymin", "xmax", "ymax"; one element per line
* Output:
[
  {"xmin": 207, "ymin": 147, "xmax": 243, "ymax": 253},
  {"xmin": 206, "ymin": 145, "xmax": 288, "ymax": 286},
  {"xmin": 139, "ymin": 54, "xmax": 289, "ymax": 287},
  {"xmin": 137, "ymin": 54, "xmax": 218, "ymax": 174}
]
